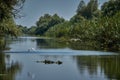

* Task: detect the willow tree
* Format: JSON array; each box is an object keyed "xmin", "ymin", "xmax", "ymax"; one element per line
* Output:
[
  {"xmin": 0, "ymin": 0, "xmax": 25, "ymax": 37},
  {"xmin": 0, "ymin": 0, "xmax": 25, "ymax": 20},
  {"xmin": 0, "ymin": 0, "xmax": 25, "ymax": 51}
]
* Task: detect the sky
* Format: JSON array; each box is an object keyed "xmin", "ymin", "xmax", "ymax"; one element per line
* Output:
[{"xmin": 15, "ymin": 0, "xmax": 108, "ymax": 27}]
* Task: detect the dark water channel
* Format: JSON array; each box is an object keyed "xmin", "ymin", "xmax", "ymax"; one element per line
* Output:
[{"xmin": 0, "ymin": 37, "xmax": 120, "ymax": 80}]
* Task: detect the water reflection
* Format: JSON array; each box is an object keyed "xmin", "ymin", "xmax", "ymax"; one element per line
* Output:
[
  {"xmin": 36, "ymin": 38, "xmax": 99, "ymax": 50},
  {"xmin": 0, "ymin": 52, "xmax": 22, "ymax": 80},
  {"xmin": 69, "ymin": 40, "xmax": 100, "ymax": 50},
  {"xmin": 75, "ymin": 55, "xmax": 120, "ymax": 80},
  {"xmin": 6, "ymin": 37, "xmax": 117, "ymax": 51},
  {"xmin": 0, "ymin": 37, "xmax": 8, "ymax": 51},
  {"xmin": 2, "ymin": 37, "xmax": 120, "ymax": 80},
  {"xmin": 36, "ymin": 39, "xmax": 67, "ymax": 49}
]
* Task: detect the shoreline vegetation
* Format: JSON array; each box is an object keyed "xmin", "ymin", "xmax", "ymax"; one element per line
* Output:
[{"xmin": 0, "ymin": 0, "xmax": 120, "ymax": 52}]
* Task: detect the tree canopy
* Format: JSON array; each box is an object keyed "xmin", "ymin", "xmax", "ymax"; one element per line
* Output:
[
  {"xmin": 43, "ymin": 0, "xmax": 120, "ymax": 51},
  {"xmin": 0, "ymin": 0, "xmax": 25, "ymax": 21},
  {"xmin": 0, "ymin": 0, "xmax": 25, "ymax": 37},
  {"xmin": 76, "ymin": 0, "xmax": 99, "ymax": 19},
  {"xmin": 101, "ymin": 0, "xmax": 120, "ymax": 17},
  {"xmin": 35, "ymin": 13, "xmax": 65, "ymax": 35}
]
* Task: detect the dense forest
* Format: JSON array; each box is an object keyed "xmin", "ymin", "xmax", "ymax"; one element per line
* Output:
[{"xmin": 0, "ymin": 0, "xmax": 120, "ymax": 52}]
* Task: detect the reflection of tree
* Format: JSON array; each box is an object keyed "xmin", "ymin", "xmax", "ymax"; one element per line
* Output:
[
  {"xmin": 36, "ymin": 39, "xmax": 49, "ymax": 48},
  {"xmin": 36, "ymin": 39, "xmax": 67, "ymax": 49},
  {"xmin": 69, "ymin": 41, "xmax": 100, "ymax": 50},
  {"xmin": 0, "ymin": 53, "xmax": 22, "ymax": 80},
  {"xmin": 0, "ymin": 37, "xmax": 6, "ymax": 50},
  {"xmin": 100, "ymin": 56, "xmax": 120, "ymax": 80},
  {"xmin": 76, "ymin": 55, "xmax": 120, "ymax": 80},
  {"xmin": 36, "ymin": 38, "xmax": 101, "ymax": 50},
  {"xmin": 76, "ymin": 56, "xmax": 98, "ymax": 75}
]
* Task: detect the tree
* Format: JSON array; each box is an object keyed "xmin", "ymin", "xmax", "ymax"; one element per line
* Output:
[
  {"xmin": 70, "ymin": 14, "xmax": 85, "ymax": 23},
  {"xmin": 51, "ymin": 14, "xmax": 64, "ymax": 26},
  {"xmin": 35, "ymin": 14, "xmax": 65, "ymax": 35},
  {"xmin": 76, "ymin": 0, "xmax": 99, "ymax": 19},
  {"xmin": 0, "ymin": 0, "xmax": 25, "ymax": 37},
  {"xmin": 0, "ymin": 0, "xmax": 26, "ymax": 49},
  {"xmin": 76, "ymin": 0, "xmax": 86, "ymax": 14},
  {"xmin": 35, "ymin": 14, "xmax": 52, "ymax": 35},
  {"xmin": 101, "ymin": 0, "xmax": 120, "ymax": 17},
  {"xmin": 17, "ymin": 25, "xmax": 28, "ymax": 34},
  {"xmin": 27, "ymin": 26, "xmax": 36, "ymax": 35},
  {"xmin": 85, "ymin": 0, "xmax": 98, "ymax": 19},
  {"xmin": 0, "ymin": 0, "xmax": 25, "ymax": 21},
  {"xmin": 0, "ymin": 17, "xmax": 21, "ymax": 37}
]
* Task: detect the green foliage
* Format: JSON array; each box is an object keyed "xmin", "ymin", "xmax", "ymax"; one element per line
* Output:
[
  {"xmin": 70, "ymin": 20, "xmax": 95, "ymax": 39},
  {"xmin": 0, "ymin": 0, "xmax": 25, "ymax": 21},
  {"xmin": 0, "ymin": 0, "xmax": 25, "ymax": 38},
  {"xmin": 95, "ymin": 12, "xmax": 120, "ymax": 51},
  {"xmin": 0, "ymin": 17, "xmax": 21, "ymax": 37},
  {"xmin": 76, "ymin": 0, "xmax": 99, "ymax": 19},
  {"xmin": 17, "ymin": 25, "xmax": 28, "ymax": 34},
  {"xmin": 70, "ymin": 14, "xmax": 85, "ymax": 23},
  {"xmin": 27, "ymin": 0, "xmax": 120, "ymax": 51},
  {"xmin": 27, "ymin": 26, "xmax": 36, "ymax": 35},
  {"xmin": 35, "ymin": 13, "xmax": 65, "ymax": 35},
  {"xmin": 45, "ymin": 11, "xmax": 120, "ymax": 51},
  {"xmin": 45, "ymin": 21, "xmax": 71, "ymax": 38},
  {"xmin": 0, "ymin": 0, "xmax": 25, "ymax": 52},
  {"xmin": 101, "ymin": 0, "xmax": 120, "ymax": 17},
  {"xmin": 76, "ymin": 0, "xmax": 86, "ymax": 14}
]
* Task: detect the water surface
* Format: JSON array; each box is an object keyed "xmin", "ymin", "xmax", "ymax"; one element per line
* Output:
[{"xmin": 1, "ymin": 37, "xmax": 120, "ymax": 80}]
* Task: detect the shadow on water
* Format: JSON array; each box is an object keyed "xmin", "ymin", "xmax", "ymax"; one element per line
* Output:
[
  {"xmin": 0, "ymin": 52, "xmax": 22, "ymax": 80},
  {"xmin": 0, "ymin": 38, "xmax": 22, "ymax": 80},
  {"xmin": 75, "ymin": 55, "xmax": 120, "ymax": 80},
  {"xmin": 36, "ymin": 38, "xmax": 67, "ymax": 49}
]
